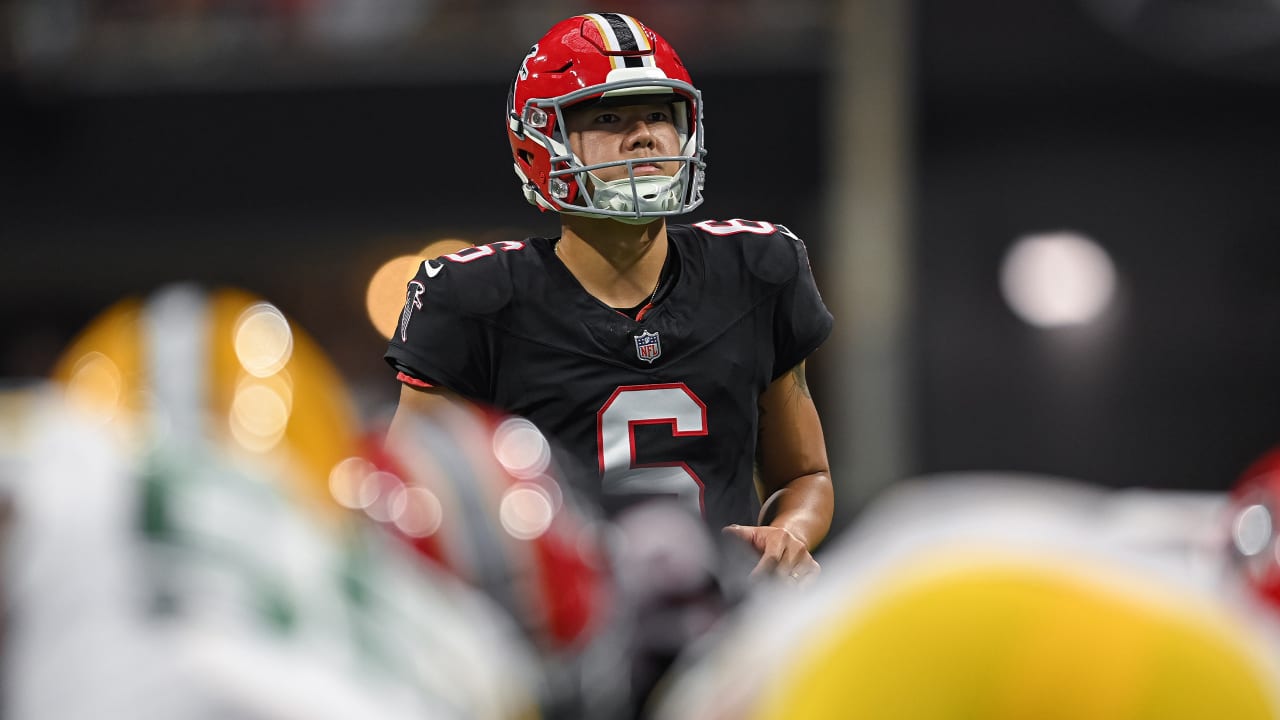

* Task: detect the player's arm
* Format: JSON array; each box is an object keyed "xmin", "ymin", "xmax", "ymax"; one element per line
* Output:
[
  {"xmin": 755, "ymin": 360, "xmax": 833, "ymax": 547},
  {"xmin": 724, "ymin": 360, "xmax": 833, "ymax": 583},
  {"xmin": 386, "ymin": 383, "xmax": 472, "ymax": 449}
]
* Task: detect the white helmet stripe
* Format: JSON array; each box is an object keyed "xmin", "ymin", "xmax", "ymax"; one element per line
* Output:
[
  {"xmin": 583, "ymin": 14, "xmax": 623, "ymax": 69},
  {"xmin": 616, "ymin": 14, "xmax": 656, "ymax": 67},
  {"xmin": 584, "ymin": 13, "xmax": 656, "ymax": 69}
]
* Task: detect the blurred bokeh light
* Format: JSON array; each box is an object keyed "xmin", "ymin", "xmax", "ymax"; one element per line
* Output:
[
  {"xmin": 365, "ymin": 239, "xmax": 473, "ymax": 339},
  {"xmin": 390, "ymin": 485, "xmax": 445, "ymax": 538},
  {"xmin": 228, "ymin": 371, "xmax": 293, "ymax": 453},
  {"xmin": 1000, "ymin": 231, "xmax": 1117, "ymax": 328},
  {"xmin": 499, "ymin": 483, "xmax": 556, "ymax": 541},
  {"xmin": 233, "ymin": 302, "xmax": 294, "ymax": 377},
  {"xmin": 64, "ymin": 350, "xmax": 123, "ymax": 423},
  {"xmin": 492, "ymin": 416, "xmax": 553, "ymax": 482},
  {"xmin": 328, "ymin": 455, "xmax": 376, "ymax": 510},
  {"xmin": 366, "ymin": 255, "xmax": 423, "ymax": 340}
]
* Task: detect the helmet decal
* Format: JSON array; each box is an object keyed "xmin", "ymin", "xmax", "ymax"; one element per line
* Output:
[{"xmin": 517, "ymin": 43, "xmax": 538, "ymax": 81}]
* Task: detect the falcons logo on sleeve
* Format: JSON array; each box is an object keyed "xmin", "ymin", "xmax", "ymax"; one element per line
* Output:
[{"xmin": 400, "ymin": 281, "xmax": 425, "ymax": 342}]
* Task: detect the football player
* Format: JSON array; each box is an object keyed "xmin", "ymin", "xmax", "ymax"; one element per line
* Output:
[
  {"xmin": 385, "ymin": 13, "xmax": 834, "ymax": 582},
  {"xmin": 4, "ymin": 284, "xmax": 543, "ymax": 720}
]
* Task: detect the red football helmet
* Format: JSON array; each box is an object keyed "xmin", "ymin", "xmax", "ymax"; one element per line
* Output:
[
  {"xmin": 364, "ymin": 403, "xmax": 613, "ymax": 654},
  {"xmin": 506, "ymin": 13, "xmax": 706, "ymax": 223}
]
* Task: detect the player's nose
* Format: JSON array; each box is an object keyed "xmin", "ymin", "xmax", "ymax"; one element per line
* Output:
[{"xmin": 626, "ymin": 121, "xmax": 657, "ymax": 150}]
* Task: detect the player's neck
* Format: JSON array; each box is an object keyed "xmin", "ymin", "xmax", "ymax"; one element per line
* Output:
[{"xmin": 557, "ymin": 217, "xmax": 669, "ymax": 309}]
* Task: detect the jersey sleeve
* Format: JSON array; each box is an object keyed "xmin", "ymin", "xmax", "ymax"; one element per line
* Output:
[
  {"xmin": 384, "ymin": 260, "xmax": 492, "ymax": 401},
  {"xmin": 772, "ymin": 232, "xmax": 833, "ymax": 379}
]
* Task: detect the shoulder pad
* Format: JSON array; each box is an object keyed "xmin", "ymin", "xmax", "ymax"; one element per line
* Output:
[
  {"xmin": 420, "ymin": 242, "xmax": 524, "ymax": 316},
  {"xmin": 689, "ymin": 219, "xmax": 800, "ymax": 285}
]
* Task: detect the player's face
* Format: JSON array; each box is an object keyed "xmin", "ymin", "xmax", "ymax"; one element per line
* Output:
[{"xmin": 564, "ymin": 101, "xmax": 683, "ymax": 183}]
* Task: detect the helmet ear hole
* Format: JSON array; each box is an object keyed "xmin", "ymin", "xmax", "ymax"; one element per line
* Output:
[{"xmin": 518, "ymin": 149, "xmax": 535, "ymax": 167}]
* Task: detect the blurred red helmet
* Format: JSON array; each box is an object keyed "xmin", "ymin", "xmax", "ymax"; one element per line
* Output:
[
  {"xmin": 360, "ymin": 403, "xmax": 612, "ymax": 653},
  {"xmin": 1227, "ymin": 446, "xmax": 1280, "ymax": 606},
  {"xmin": 506, "ymin": 13, "xmax": 706, "ymax": 223}
]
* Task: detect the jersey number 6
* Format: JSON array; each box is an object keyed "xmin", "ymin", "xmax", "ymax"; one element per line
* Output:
[{"xmin": 597, "ymin": 383, "xmax": 707, "ymax": 516}]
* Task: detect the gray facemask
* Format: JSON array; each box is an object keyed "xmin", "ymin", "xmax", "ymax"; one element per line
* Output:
[{"xmin": 583, "ymin": 171, "xmax": 687, "ymax": 225}]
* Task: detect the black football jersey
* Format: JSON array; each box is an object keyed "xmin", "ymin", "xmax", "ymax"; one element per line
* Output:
[{"xmin": 385, "ymin": 220, "xmax": 832, "ymax": 531}]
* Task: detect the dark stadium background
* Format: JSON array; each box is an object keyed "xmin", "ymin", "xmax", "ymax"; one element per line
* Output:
[{"xmin": 4, "ymin": 0, "xmax": 1279, "ymax": 534}]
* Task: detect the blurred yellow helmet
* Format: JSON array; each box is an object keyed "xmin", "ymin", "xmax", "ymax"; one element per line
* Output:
[
  {"xmin": 750, "ymin": 552, "xmax": 1280, "ymax": 720},
  {"xmin": 51, "ymin": 283, "xmax": 360, "ymax": 518},
  {"xmin": 653, "ymin": 475, "xmax": 1280, "ymax": 720}
]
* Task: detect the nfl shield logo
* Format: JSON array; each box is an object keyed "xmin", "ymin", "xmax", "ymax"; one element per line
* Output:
[{"xmin": 634, "ymin": 330, "xmax": 662, "ymax": 363}]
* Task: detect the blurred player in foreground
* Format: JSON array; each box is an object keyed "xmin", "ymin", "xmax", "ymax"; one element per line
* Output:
[
  {"xmin": 385, "ymin": 12, "xmax": 834, "ymax": 583},
  {"xmin": 371, "ymin": 400, "xmax": 758, "ymax": 718},
  {"xmin": 651, "ymin": 473, "xmax": 1280, "ymax": 720},
  {"xmin": 1, "ymin": 284, "xmax": 542, "ymax": 719}
]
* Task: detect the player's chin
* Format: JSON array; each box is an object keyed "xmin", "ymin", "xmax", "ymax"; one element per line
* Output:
[{"xmin": 622, "ymin": 161, "xmax": 677, "ymax": 178}]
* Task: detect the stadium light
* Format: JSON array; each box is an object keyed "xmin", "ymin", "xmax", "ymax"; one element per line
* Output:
[{"xmin": 1000, "ymin": 231, "xmax": 1117, "ymax": 328}]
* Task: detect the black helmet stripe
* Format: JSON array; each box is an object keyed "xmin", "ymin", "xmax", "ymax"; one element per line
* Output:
[
  {"xmin": 601, "ymin": 13, "xmax": 639, "ymax": 50},
  {"xmin": 599, "ymin": 12, "xmax": 647, "ymax": 68}
]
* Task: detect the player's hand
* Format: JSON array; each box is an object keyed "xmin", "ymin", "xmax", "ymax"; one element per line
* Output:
[{"xmin": 722, "ymin": 524, "xmax": 820, "ymax": 586}]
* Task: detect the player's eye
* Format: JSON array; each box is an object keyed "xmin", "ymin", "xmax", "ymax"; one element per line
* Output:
[
  {"xmin": 647, "ymin": 110, "xmax": 671, "ymax": 123},
  {"xmin": 594, "ymin": 112, "xmax": 621, "ymax": 124}
]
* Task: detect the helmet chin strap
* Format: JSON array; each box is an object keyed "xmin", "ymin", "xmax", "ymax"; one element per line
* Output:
[{"xmin": 583, "ymin": 170, "xmax": 686, "ymax": 224}]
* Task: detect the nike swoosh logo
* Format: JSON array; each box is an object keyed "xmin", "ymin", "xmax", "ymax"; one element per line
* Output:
[{"xmin": 424, "ymin": 261, "xmax": 443, "ymax": 278}]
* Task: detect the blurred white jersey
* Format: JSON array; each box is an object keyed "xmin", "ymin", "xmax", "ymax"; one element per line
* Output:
[{"xmin": 0, "ymin": 385, "xmax": 543, "ymax": 720}]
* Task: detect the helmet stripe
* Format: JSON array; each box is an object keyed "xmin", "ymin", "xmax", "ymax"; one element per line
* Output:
[
  {"xmin": 615, "ymin": 14, "xmax": 655, "ymax": 67},
  {"xmin": 583, "ymin": 14, "xmax": 621, "ymax": 69},
  {"xmin": 619, "ymin": 15, "xmax": 652, "ymax": 51},
  {"xmin": 600, "ymin": 13, "xmax": 639, "ymax": 51},
  {"xmin": 585, "ymin": 13, "xmax": 656, "ymax": 69}
]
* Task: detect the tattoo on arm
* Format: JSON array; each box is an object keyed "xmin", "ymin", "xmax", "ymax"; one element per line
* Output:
[
  {"xmin": 757, "ymin": 361, "xmax": 811, "ymax": 470},
  {"xmin": 790, "ymin": 363, "xmax": 811, "ymax": 399}
]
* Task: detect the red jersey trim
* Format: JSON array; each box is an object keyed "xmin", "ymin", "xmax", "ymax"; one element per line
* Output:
[{"xmin": 396, "ymin": 371, "xmax": 433, "ymax": 388}]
